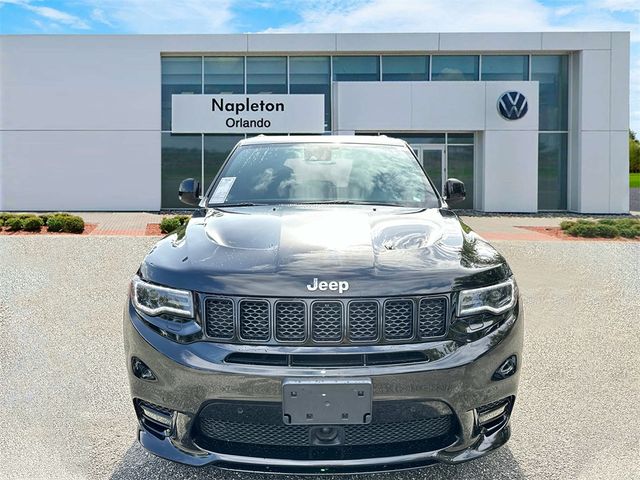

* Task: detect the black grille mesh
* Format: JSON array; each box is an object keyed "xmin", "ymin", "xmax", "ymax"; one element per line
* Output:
[
  {"xmin": 204, "ymin": 298, "xmax": 234, "ymax": 339},
  {"xmin": 348, "ymin": 301, "xmax": 379, "ymax": 341},
  {"xmin": 418, "ymin": 298, "xmax": 447, "ymax": 338},
  {"xmin": 311, "ymin": 302, "xmax": 343, "ymax": 341},
  {"xmin": 384, "ymin": 300, "xmax": 414, "ymax": 340},
  {"xmin": 275, "ymin": 302, "xmax": 306, "ymax": 341},
  {"xmin": 239, "ymin": 300, "xmax": 270, "ymax": 341},
  {"xmin": 200, "ymin": 419, "xmax": 309, "ymax": 446},
  {"xmin": 204, "ymin": 296, "xmax": 447, "ymax": 345},
  {"xmin": 344, "ymin": 416, "xmax": 451, "ymax": 445},
  {"xmin": 197, "ymin": 404, "xmax": 453, "ymax": 447}
]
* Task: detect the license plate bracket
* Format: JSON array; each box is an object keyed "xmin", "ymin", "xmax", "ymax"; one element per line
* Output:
[{"xmin": 282, "ymin": 378, "xmax": 372, "ymax": 425}]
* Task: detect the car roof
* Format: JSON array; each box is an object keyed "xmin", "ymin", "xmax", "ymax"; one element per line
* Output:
[{"xmin": 238, "ymin": 135, "xmax": 408, "ymax": 147}]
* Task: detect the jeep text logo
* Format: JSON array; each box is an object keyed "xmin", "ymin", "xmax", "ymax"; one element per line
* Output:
[
  {"xmin": 306, "ymin": 278, "xmax": 350, "ymax": 294},
  {"xmin": 497, "ymin": 91, "xmax": 528, "ymax": 120}
]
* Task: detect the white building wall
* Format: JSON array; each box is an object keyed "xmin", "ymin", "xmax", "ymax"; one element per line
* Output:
[
  {"xmin": 0, "ymin": 35, "xmax": 162, "ymax": 210},
  {"xmin": 571, "ymin": 33, "xmax": 630, "ymax": 213},
  {"xmin": 0, "ymin": 32, "xmax": 631, "ymax": 213}
]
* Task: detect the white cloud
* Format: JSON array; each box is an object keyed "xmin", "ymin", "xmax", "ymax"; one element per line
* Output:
[
  {"xmin": 265, "ymin": 0, "xmax": 639, "ymax": 132},
  {"xmin": 90, "ymin": 8, "xmax": 113, "ymax": 27},
  {"xmin": 266, "ymin": 0, "xmax": 552, "ymax": 33},
  {"xmin": 84, "ymin": 0, "xmax": 235, "ymax": 34},
  {"xmin": 1, "ymin": 0, "xmax": 90, "ymax": 29}
]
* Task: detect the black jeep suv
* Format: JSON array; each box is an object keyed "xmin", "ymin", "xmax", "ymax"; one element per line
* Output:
[{"xmin": 125, "ymin": 135, "xmax": 522, "ymax": 473}]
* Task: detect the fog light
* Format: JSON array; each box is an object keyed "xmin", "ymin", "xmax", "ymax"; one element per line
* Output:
[
  {"xmin": 140, "ymin": 403, "xmax": 172, "ymax": 427},
  {"xmin": 477, "ymin": 404, "xmax": 507, "ymax": 424},
  {"xmin": 132, "ymin": 357, "xmax": 157, "ymax": 381},
  {"xmin": 492, "ymin": 355, "xmax": 517, "ymax": 381}
]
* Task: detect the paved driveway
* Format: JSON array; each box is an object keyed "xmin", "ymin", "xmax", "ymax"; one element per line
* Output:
[{"xmin": 0, "ymin": 237, "xmax": 638, "ymax": 480}]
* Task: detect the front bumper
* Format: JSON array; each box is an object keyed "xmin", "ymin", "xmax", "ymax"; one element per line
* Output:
[{"xmin": 124, "ymin": 301, "xmax": 523, "ymax": 473}]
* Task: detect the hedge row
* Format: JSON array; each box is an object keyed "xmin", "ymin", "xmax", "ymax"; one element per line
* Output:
[
  {"xmin": 560, "ymin": 218, "xmax": 640, "ymax": 238},
  {"xmin": 160, "ymin": 215, "xmax": 190, "ymax": 234},
  {"xmin": 0, "ymin": 213, "xmax": 85, "ymax": 233}
]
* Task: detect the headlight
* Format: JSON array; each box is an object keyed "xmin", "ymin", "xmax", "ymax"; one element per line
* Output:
[
  {"xmin": 131, "ymin": 276, "xmax": 194, "ymax": 318},
  {"xmin": 457, "ymin": 278, "xmax": 516, "ymax": 316}
]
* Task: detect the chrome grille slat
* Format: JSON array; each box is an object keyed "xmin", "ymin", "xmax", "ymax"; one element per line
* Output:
[{"xmin": 203, "ymin": 295, "xmax": 447, "ymax": 346}]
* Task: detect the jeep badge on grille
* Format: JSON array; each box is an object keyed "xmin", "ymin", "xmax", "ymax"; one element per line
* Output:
[{"xmin": 306, "ymin": 278, "xmax": 350, "ymax": 294}]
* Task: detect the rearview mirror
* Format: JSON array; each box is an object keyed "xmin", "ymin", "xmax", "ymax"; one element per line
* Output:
[
  {"xmin": 443, "ymin": 178, "xmax": 466, "ymax": 205},
  {"xmin": 178, "ymin": 178, "xmax": 201, "ymax": 206}
]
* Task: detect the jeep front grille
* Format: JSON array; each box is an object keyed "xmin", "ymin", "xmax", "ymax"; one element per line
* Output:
[{"xmin": 203, "ymin": 295, "xmax": 448, "ymax": 345}]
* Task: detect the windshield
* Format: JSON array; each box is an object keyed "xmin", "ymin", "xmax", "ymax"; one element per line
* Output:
[{"xmin": 207, "ymin": 142, "xmax": 440, "ymax": 208}]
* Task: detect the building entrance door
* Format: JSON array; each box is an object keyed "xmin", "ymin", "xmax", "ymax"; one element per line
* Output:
[{"xmin": 412, "ymin": 145, "xmax": 446, "ymax": 194}]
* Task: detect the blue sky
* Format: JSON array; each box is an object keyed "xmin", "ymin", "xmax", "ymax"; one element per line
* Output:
[{"xmin": 1, "ymin": 0, "xmax": 638, "ymax": 131}]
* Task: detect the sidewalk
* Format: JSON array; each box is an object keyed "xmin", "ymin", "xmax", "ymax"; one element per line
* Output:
[
  {"xmin": 72, "ymin": 211, "xmax": 585, "ymax": 240},
  {"xmin": 79, "ymin": 212, "xmax": 163, "ymax": 236},
  {"xmin": 460, "ymin": 216, "xmax": 565, "ymax": 241}
]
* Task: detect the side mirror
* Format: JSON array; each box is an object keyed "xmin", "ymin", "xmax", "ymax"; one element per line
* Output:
[
  {"xmin": 178, "ymin": 178, "xmax": 201, "ymax": 206},
  {"xmin": 443, "ymin": 178, "xmax": 466, "ymax": 205}
]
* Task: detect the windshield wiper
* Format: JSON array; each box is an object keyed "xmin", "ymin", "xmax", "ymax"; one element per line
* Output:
[
  {"xmin": 297, "ymin": 200, "xmax": 409, "ymax": 207},
  {"xmin": 209, "ymin": 202, "xmax": 266, "ymax": 207}
]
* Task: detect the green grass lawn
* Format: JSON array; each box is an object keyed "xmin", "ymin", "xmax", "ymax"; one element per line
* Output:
[{"xmin": 631, "ymin": 172, "xmax": 640, "ymax": 189}]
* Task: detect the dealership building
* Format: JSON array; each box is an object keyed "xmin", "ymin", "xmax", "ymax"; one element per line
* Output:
[{"xmin": 0, "ymin": 31, "xmax": 630, "ymax": 213}]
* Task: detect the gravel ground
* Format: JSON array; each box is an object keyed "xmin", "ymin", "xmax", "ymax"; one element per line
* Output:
[{"xmin": 0, "ymin": 237, "xmax": 639, "ymax": 480}]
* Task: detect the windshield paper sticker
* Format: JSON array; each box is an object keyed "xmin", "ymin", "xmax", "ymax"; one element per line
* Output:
[{"xmin": 210, "ymin": 177, "xmax": 236, "ymax": 204}]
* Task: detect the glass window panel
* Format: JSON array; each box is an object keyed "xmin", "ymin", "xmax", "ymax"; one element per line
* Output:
[
  {"xmin": 431, "ymin": 56, "xmax": 479, "ymax": 81},
  {"xmin": 532, "ymin": 55, "xmax": 568, "ymax": 131},
  {"xmin": 382, "ymin": 56, "xmax": 429, "ymax": 81},
  {"xmin": 481, "ymin": 55, "xmax": 529, "ymax": 81},
  {"xmin": 422, "ymin": 149, "xmax": 443, "ymax": 192},
  {"xmin": 161, "ymin": 133, "xmax": 202, "ymax": 209},
  {"xmin": 161, "ymin": 57, "xmax": 202, "ymax": 131},
  {"xmin": 538, "ymin": 132, "xmax": 568, "ymax": 210},
  {"xmin": 290, "ymin": 56, "xmax": 331, "ymax": 131},
  {"xmin": 386, "ymin": 132, "xmax": 446, "ymax": 144},
  {"xmin": 333, "ymin": 56, "xmax": 380, "ymax": 81},
  {"xmin": 447, "ymin": 133, "xmax": 474, "ymax": 144},
  {"xmin": 247, "ymin": 57, "xmax": 287, "ymax": 94},
  {"xmin": 204, "ymin": 57, "xmax": 244, "ymax": 94},
  {"xmin": 204, "ymin": 134, "xmax": 245, "ymax": 189},
  {"xmin": 447, "ymin": 145, "xmax": 474, "ymax": 209}
]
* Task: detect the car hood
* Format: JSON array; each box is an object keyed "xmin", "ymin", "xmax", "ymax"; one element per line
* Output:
[{"xmin": 140, "ymin": 206, "xmax": 511, "ymax": 296}]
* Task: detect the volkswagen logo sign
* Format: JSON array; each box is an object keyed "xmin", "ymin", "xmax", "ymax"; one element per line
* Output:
[{"xmin": 497, "ymin": 91, "xmax": 528, "ymax": 120}]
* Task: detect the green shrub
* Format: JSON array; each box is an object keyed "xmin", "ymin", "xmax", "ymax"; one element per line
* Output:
[
  {"xmin": 5, "ymin": 217, "xmax": 23, "ymax": 231},
  {"xmin": 594, "ymin": 223, "xmax": 617, "ymax": 238},
  {"xmin": 176, "ymin": 215, "xmax": 190, "ymax": 225},
  {"xmin": 0, "ymin": 218, "xmax": 3, "ymax": 228},
  {"xmin": 46, "ymin": 213, "xmax": 83, "ymax": 233},
  {"xmin": 559, "ymin": 220, "xmax": 575, "ymax": 230},
  {"xmin": 46, "ymin": 215, "xmax": 65, "ymax": 232},
  {"xmin": 597, "ymin": 218, "xmax": 617, "ymax": 226},
  {"xmin": 618, "ymin": 227, "xmax": 640, "ymax": 238},
  {"xmin": 38, "ymin": 214, "xmax": 50, "ymax": 224},
  {"xmin": 62, "ymin": 215, "xmax": 85, "ymax": 233},
  {"xmin": 566, "ymin": 222, "xmax": 599, "ymax": 237},
  {"xmin": 160, "ymin": 216, "xmax": 182, "ymax": 234},
  {"xmin": 21, "ymin": 216, "xmax": 44, "ymax": 232}
]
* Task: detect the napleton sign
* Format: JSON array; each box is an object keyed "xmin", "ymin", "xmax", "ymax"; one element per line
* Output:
[{"xmin": 171, "ymin": 94, "xmax": 325, "ymax": 133}]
